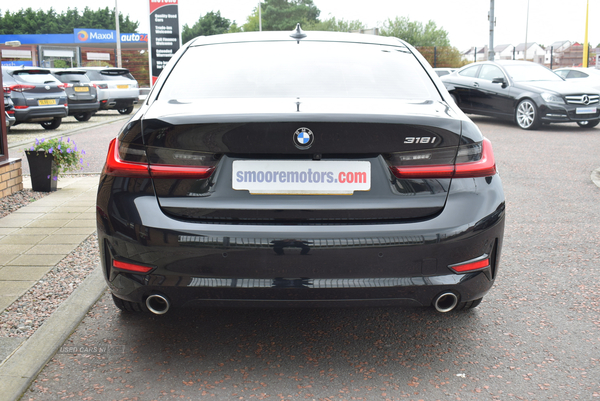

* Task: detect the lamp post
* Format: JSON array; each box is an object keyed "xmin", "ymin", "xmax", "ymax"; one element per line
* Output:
[
  {"xmin": 115, "ymin": 0, "xmax": 122, "ymax": 68},
  {"xmin": 583, "ymin": 0, "xmax": 590, "ymax": 68},
  {"xmin": 1, "ymin": 41, "xmax": 22, "ymax": 170}
]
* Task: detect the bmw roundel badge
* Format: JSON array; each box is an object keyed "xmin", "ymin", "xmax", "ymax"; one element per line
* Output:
[{"xmin": 293, "ymin": 127, "xmax": 314, "ymax": 150}]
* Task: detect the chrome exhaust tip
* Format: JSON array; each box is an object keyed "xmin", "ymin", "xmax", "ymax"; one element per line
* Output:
[
  {"xmin": 434, "ymin": 292, "xmax": 459, "ymax": 313},
  {"xmin": 146, "ymin": 294, "xmax": 170, "ymax": 315}
]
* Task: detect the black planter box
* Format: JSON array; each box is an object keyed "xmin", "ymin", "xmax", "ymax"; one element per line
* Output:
[{"xmin": 26, "ymin": 151, "xmax": 57, "ymax": 192}]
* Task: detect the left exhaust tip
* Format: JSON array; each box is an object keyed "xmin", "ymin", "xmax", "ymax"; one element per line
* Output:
[
  {"xmin": 146, "ymin": 294, "xmax": 170, "ymax": 315},
  {"xmin": 433, "ymin": 292, "xmax": 459, "ymax": 313}
]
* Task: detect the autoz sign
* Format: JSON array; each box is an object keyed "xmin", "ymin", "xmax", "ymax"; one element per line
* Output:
[{"xmin": 149, "ymin": 0, "xmax": 180, "ymax": 85}]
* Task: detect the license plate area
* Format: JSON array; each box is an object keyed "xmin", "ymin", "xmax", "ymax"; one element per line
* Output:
[
  {"xmin": 38, "ymin": 99, "xmax": 57, "ymax": 106},
  {"xmin": 576, "ymin": 107, "xmax": 597, "ymax": 114},
  {"xmin": 74, "ymin": 86, "xmax": 89, "ymax": 92},
  {"xmin": 117, "ymin": 85, "xmax": 129, "ymax": 89},
  {"xmin": 233, "ymin": 160, "xmax": 371, "ymax": 195}
]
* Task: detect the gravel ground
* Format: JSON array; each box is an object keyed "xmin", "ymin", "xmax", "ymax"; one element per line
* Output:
[
  {"xmin": 0, "ymin": 189, "xmax": 49, "ymax": 219},
  {"xmin": 0, "ymin": 233, "xmax": 99, "ymax": 338},
  {"xmin": 0, "ymin": 184, "xmax": 99, "ymax": 338}
]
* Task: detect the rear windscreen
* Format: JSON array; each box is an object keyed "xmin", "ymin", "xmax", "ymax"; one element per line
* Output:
[
  {"xmin": 158, "ymin": 41, "xmax": 440, "ymax": 100},
  {"xmin": 85, "ymin": 70, "xmax": 135, "ymax": 81},
  {"xmin": 11, "ymin": 71, "xmax": 60, "ymax": 84},
  {"xmin": 54, "ymin": 73, "xmax": 91, "ymax": 83}
]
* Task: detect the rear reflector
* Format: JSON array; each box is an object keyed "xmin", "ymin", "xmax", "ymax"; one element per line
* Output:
[
  {"xmin": 104, "ymin": 138, "xmax": 215, "ymax": 179},
  {"xmin": 389, "ymin": 138, "xmax": 496, "ymax": 179},
  {"xmin": 449, "ymin": 257, "xmax": 490, "ymax": 273},
  {"xmin": 113, "ymin": 259, "xmax": 153, "ymax": 273}
]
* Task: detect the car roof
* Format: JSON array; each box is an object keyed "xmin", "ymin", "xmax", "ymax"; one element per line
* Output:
[{"xmin": 188, "ymin": 30, "xmax": 407, "ymax": 48}]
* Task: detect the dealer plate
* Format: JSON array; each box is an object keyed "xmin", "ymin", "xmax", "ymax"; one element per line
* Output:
[
  {"xmin": 233, "ymin": 160, "xmax": 371, "ymax": 195},
  {"xmin": 38, "ymin": 99, "xmax": 56, "ymax": 106},
  {"xmin": 117, "ymin": 85, "xmax": 129, "ymax": 89},
  {"xmin": 576, "ymin": 107, "xmax": 597, "ymax": 114},
  {"xmin": 74, "ymin": 86, "xmax": 89, "ymax": 92}
]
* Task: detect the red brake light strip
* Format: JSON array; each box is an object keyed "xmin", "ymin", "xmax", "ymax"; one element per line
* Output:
[
  {"xmin": 113, "ymin": 259, "xmax": 153, "ymax": 273},
  {"xmin": 449, "ymin": 258, "xmax": 490, "ymax": 273}
]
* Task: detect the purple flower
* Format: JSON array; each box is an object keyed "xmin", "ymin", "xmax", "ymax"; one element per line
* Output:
[
  {"xmin": 82, "ymin": 150, "xmax": 86, "ymax": 155},
  {"xmin": 52, "ymin": 176, "xmax": 58, "ymax": 181},
  {"xmin": 80, "ymin": 158, "xmax": 83, "ymax": 164},
  {"xmin": 67, "ymin": 138, "xmax": 70, "ymax": 143},
  {"xmin": 40, "ymin": 139, "xmax": 45, "ymax": 143},
  {"xmin": 67, "ymin": 148, "xmax": 72, "ymax": 154},
  {"xmin": 35, "ymin": 139, "xmax": 39, "ymax": 145},
  {"xmin": 58, "ymin": 144, "xmax": 61, "ymax": 150},
  {"xmin": 47, "ymin": 175, "xmax": 50, "ymax": 179},
  {"xmin": 30, "ymin": 147, "xmax": 34, "ymax": 151},
  {"xmin": 48, "ymin": 148, "xmax": 53, "ymax": 154},
  {"xmin": 74, "ymin": 145, "xmax": 78, "ymax": 152}
]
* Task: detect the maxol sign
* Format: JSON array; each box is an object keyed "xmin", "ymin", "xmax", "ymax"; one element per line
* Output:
[{"xmin": 74, "ymin": 29, "xmax": 149, "ymax": 44}]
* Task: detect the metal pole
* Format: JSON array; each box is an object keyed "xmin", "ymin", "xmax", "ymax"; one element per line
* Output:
[
  {"xmin": 583, "ymin": 0, "xmax": 589, "ymax": 68},
  {"xmin": 474, "ymin": 47, "xmax": 477, "ymax": 63},
  {"xmin": 258, "ymin": 2, "xmax": 262, "ymax": 32},
  {"xmin": 489, "ymin": 0, "xmax": 495, "ymax": 61},
  {"xmin": 524, "ymin": 0, "xmax": 529, "ymax": 60},
  {"xmin": 550, "ymin": 46, "xmax": 553, "ymax": 69},
  {"xmin": 115, "ymin": 0, "xmax": 122, "ymax": 68},
  {"xmin": 434, "ymin": 47, "xmax": 437, "ymax": 68}
]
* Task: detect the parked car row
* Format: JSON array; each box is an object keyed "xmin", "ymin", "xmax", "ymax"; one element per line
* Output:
[
  {"xmin": 440, "ymin": 60, "xmax": 600, "ymax": 130},
  {"xmin": 2, "ymin": 66, "xmax": 139, "ymax": 130}
]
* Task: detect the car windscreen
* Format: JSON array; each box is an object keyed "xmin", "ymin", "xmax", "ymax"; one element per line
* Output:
[
  {"xmin": 158, "ymin": 41, "xmax": 441, "ymax": 100},
  {"xmin": 54, "ymin": 73, "xmax": 91, "ymax": 83},
  {"xmin": 11, "ymin": 70, "xmax": 61, "ymax": 84},
  {"xmin": 503, "ymin": 64, "xmax": 564, "ymax": 82}
]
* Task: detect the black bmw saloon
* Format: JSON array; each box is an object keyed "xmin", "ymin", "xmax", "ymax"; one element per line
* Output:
[{"xmin": 96, "ymin": 27, "xmax": 505, "ymax": 315}]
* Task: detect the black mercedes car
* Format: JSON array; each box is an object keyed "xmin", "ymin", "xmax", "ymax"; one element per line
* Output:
[
  {"xmin": 441, "ymin": 60, "xmax": 600, "ymax": 129},
  {"xmin": 97, "ymin": 27, "xmax": 505, "ymax": 315}
]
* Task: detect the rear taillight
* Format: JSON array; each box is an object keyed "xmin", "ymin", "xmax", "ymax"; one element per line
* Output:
[
  {"xmin": 6, "ymin": 110, "xmax": 15, "ymax": 115},
  {"xmin": 14, "ymin": 105, "xmax": 29, "ymax": 109},
  {"xmin": 104, "ymin": 138, "xmax": 216, "ymax": 179},
  {"xmin": 95, "ymin": 83, "xmax": 108, "ymax": 89},
  {"xmin": 387, "ymin": 138, "xmax": 496, "ymax": 179},
  {"xmin": 3, "ymin": 86, "xmax": 11, "ymax": 94},
  {"xmin": 8, "ymin": 84, "xmax": 36, "ymax": 92},
  {"xmin": 58, "ymin": 83, "xmax": 72, "ymax": 89},
  {"xmin": 449, "ymin": 256, "xmax": 490, "ymax": 273}
]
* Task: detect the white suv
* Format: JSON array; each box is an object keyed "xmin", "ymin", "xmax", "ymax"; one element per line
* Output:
[{"xmin": 79, "ymin": 67, "xmax": 139, "ymax": 114}]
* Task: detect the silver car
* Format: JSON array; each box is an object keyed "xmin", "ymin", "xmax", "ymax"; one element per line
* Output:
[{"xmin": 78, "ymin": 67, "xmax": 139, "ymax": 114}]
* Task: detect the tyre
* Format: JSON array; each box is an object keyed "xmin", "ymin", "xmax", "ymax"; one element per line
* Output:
[
  {"xmin": 111, "ymin": 293, "xmax": 146, "ymax": 312},
  {"xmin": 40, "ymin": 117, "xmax": 62, "ymax": 130},
  {"xmin": 73, "ymin": 112, "xmax": 94, "ymax": 122},
  {"xmin": 455, "ymin": 297, "xmax": 483, "ymax": 311},
  {"xmin": 118, "ymin": 106, "xmax": 134, "ymax": 115},
  {"xmin": 577, "ymin": 120, "xmax": 600, "ymax": 128},
  {"xmin": 515, "ymin": 99, "xmax": 540, "ymax": 130}
]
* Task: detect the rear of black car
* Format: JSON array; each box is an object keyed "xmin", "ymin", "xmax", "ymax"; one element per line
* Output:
[
  {"xmin": 52, "ymin": 69, "xmax": 100, "ymax": 122},
  {"xmin": 97, "ymin": 32, "xmax": 505, "ymax": 314}
]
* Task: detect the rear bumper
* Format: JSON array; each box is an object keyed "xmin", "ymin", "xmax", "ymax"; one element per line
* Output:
[
  {"xmin": 13, "ymin": 106, "xmax": 68, "ymax": 123},
  {"xmin": 67, "ymin": 102, "xmax": 100, "ymax": 114},
  {"xmin": 99, "ymin": 97, "xmax": 138, "ymax": 110},
  {"xmin": 97, "ymin": 175, "xmax": 505, "ymax": 309}
]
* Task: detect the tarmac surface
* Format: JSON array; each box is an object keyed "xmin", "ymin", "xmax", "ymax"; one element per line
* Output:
[{"xmin": 0, "ymin": 114, "xmax": 599, "ymax": 401}]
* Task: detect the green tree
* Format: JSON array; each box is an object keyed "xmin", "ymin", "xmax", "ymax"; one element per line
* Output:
[
  {"xmin": 0, "ymin": 7, "xmax": 138, "ymax": 34},
  {"xmin": 303, "ymin": 16, "xmax": 364, "ymax": 32},
  {"xmin": 381, "ymin": 16, "xmax": 450, "ymax": 47},
  {"xmin": 258, "ymin": 0, "xmax": 320, "ymax": 31},
  {"xmin": 182, "ymin": 11, "xmax": 231, "ymax": 44}
]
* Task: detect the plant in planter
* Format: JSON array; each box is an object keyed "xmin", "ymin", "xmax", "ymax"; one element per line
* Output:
[{"xmin": 25, "ymin": 137, "xmax": 86, "ymax": 192}]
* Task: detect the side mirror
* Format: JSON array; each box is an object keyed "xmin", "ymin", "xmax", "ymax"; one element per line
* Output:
[{"xmin": 492, "ymin": 77, "xmax": 507, "ymax": 87}]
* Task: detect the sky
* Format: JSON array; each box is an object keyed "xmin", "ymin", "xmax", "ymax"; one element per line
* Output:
[{"xmin": 1, "ymin": 0, "xmax": 598, "ymax": 51}]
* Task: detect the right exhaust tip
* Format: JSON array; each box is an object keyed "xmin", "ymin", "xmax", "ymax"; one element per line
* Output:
[
  {"xmin": 146, "ymin": 294, "xmax": 170, "ymax": 315},
  {"xmin": 434, "ymin": 292, "xmax": 459, "ymax": 313}
]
